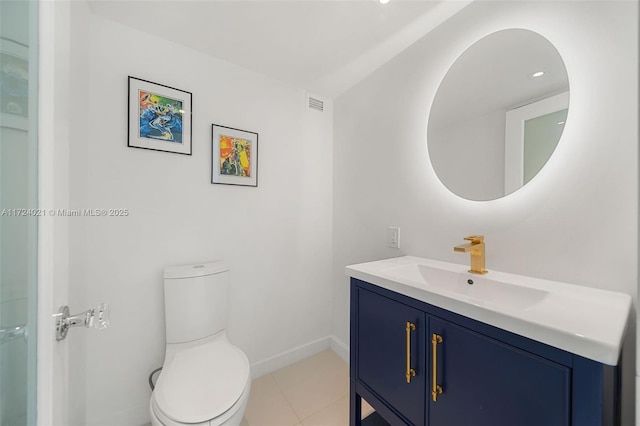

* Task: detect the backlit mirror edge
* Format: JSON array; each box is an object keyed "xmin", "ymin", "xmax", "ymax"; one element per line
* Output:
[{"xmin": 426, "ymin": 27, "xmax": 570, "ymax": 203}]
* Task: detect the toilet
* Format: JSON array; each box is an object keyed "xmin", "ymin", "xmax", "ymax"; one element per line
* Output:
[{"xmin": 150, "ymin": 261, "xmax": 251, "ymax": 426}]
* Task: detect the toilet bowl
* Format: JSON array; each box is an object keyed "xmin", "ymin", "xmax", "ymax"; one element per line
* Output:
[{"xmin": 150, "ymin": 261, "xmax": 251, "ymax": 426}]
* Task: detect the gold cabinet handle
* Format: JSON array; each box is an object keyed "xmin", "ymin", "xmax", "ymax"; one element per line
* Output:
[
  {"xmin": 431, "ymin": 333, "xmax": 444, "ymax": 401},
  {"xmin": 405, "ymin": 321, "xmax": 416, "ymax": 383}
]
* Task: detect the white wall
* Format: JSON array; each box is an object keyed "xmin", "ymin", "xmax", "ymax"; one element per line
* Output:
[
  {"xmin": 429, "ymin": 108, "xmax": 506, "ymax": 200},
  {"xmin": 57, "ymin": 6, "xmax": 333, "ymax": 425},
  {"xmin": 333, "ymin": 1, "xmax": 638, "ymax": 424}
]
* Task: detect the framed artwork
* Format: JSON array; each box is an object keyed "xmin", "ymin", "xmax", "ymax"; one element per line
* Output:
[
  {"xmin": 0, "ymin": 39, "xmax": 29, "ymax": 131},
  {"xmin": 127, "ymin": 76, "xmax": 192, "ymax": 155},
  {"xmin": 211, "ymin": 124, "xmax": 258, "ymax": 187}
]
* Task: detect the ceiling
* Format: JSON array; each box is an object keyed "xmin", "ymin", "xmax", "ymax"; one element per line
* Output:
[{"xmin": 86, "ymin": 0, "xmax": 473, "ymax": 98}]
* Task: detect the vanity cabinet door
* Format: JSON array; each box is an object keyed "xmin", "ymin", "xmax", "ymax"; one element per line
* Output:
[
  {"xmin": 429, "ymin": 317, "xmax": 570, "ymax": 426},
  {"xmin": 355, "ymin": 288, "xmax": 426, "ymax": 426}
]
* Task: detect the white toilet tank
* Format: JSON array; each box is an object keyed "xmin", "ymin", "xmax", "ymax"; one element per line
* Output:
[{"xmin": 163, "ymin": 261, "xmax": 229, "ymax": 344}]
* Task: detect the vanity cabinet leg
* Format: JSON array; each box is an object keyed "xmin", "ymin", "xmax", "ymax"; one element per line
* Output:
[{"xmin": 350, "ymin": 381, "xmax": 362, "ymax": 426}]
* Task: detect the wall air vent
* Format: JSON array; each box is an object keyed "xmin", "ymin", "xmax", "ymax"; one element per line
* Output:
[{"xmin": 308, "ymin": 96, "xmax": 324, "ymax": 112}]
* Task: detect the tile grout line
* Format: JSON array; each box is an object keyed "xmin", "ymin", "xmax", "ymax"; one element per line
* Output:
[
  {"xmin": 249, "ymin": 351, "xmax": 350, "ymax": 425},
  {"xmin": 271, "ymin": 362, "xmax": 347, "ymax": 424},
  {"xmin": 298, "ymin": 393, "xmax": 347, "ymax": 425},
  {"xmin": 269, "ymin": 372, "xmax": 304, "ymax": 425},
  {"xmin": 302, "ymin": 394, "xmax": 351, "ymax": 424}
]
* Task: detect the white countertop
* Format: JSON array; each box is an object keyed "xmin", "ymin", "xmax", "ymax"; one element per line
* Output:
[{"xmin": 346, "ymin": 256, "xmax": 631, "ymax": 366}]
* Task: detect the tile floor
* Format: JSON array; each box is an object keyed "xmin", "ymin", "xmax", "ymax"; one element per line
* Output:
[{"xmin": 242, "ymin": 349, "xmax": 374, "ymax": 426}]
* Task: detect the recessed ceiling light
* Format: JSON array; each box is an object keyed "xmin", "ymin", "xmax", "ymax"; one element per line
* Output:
[
  {"xmin": 379, "ymin": 0, "xmax": 390, "ymax": 4},
  {"xmin": 531, "ymin": 71, "xmax": 545, "ymax": 78}
]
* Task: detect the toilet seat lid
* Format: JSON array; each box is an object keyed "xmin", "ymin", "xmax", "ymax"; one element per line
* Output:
[{"xmin": 154, "ymin": 339, "xmax": 250, "ymax": 423}]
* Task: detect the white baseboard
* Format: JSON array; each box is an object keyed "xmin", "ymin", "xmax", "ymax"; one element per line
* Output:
[
  {"xmin": 250, "ymin": 335, "xmax": 351, "ymax": 379},
  {"xmin": 330, "ymin": 335, "xmax": 349, "ymax": 364},
  {"xmin": 250, "ymin": 336, "xmax": 331, "ymax": 379},
  {"xmin": 92, "ymin": 403, "xmax": 151, "ymax": 426}
]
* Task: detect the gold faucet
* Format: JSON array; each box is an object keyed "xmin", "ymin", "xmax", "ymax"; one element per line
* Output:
[{"xmin": 454, "ymin": 235, "xmax": 488, "ymax": 275}]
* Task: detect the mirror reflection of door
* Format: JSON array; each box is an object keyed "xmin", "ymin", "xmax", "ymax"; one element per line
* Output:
[
  {"xmin": 524, "ymin": 110, "xmax": 568, "ymax": 183},
  {"xmin": 504, "ymin": 91, "xmax": 569, "ymax": 194}
]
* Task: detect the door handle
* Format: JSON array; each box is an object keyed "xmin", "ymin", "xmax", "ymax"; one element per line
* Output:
[
  {"xmin": 431, "ymin": 333, "xmax": 444, "ymax": 401},
  {"xmin": 54, "ymin": 302, "xmax": 110, "ymax": 341},
  {"xmin": 405, "ymin": 321, "xmax": 416, "ymax": 383}
]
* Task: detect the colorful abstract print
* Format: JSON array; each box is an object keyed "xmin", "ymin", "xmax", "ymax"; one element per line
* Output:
[
  {"xmin": 138, "ymin": 91, "xmax": 183, "ymax": 143},
  {"xmin": 219, "ymin": 135, "xmax": 251, "ymax": 177}
]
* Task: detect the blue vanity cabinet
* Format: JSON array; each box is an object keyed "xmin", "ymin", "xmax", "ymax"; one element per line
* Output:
[
  {"xmin": 429, "ymin": 317, "xmax": 570, "ymax": 426},
  {"xmin": 355, "ymin": 286, "xmax": 427, "ymax": 425},
  {"xmin": 350, "ymin": 278, "xmax": 621, "ymax": 426}
]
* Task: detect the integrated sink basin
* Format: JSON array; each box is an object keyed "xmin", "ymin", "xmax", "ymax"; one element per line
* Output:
[
  {"xmin": 346, "ymin": 256, "xmax": 631, "ymax": 365},
  {"xmin": 382, "ymin": 263, "xmax": 549, "ymax": 310}
]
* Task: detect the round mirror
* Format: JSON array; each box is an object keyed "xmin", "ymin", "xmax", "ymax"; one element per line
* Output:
[{"xmin": 427, "ymin": 29, "xmax": 569, "ymax": 201}]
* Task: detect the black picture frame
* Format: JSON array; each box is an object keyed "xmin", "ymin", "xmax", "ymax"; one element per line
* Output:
[
  {"xmin": 211, "ymin": 124, "xmax": 259, "ymax": 187},
  {"xmin": 127, "ymin": 76, "xmax": 192, "ymax": 155}
]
